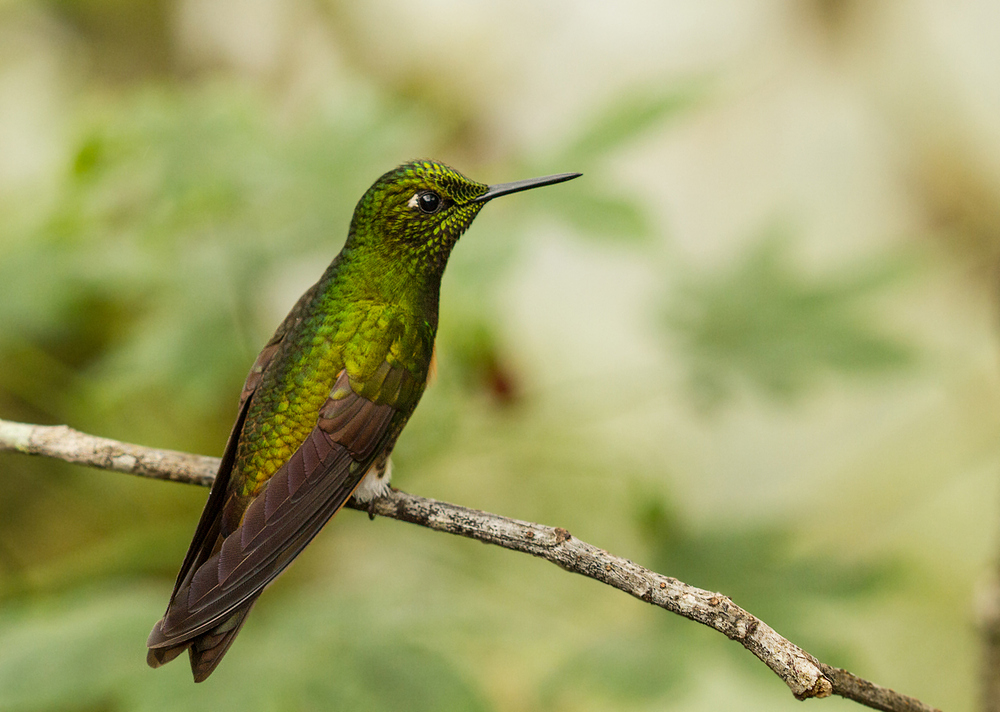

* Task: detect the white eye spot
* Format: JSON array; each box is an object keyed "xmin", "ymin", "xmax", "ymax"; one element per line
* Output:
[{"xmin": 407, "ymin": 194, "xmax": 420, "ymax": 209}]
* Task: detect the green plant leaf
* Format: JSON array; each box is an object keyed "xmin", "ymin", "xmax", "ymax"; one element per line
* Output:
[
  {"xmin": 560, "ymin": 82, "xmax": 707, "ymax": 165},
  {"xmin": 665, "ymin": 229, "xmax": 917, "ymax": 405}
]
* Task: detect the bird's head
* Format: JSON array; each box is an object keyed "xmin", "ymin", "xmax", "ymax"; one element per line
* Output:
[{"xmin": 347, "ymin": 160, "xmax": 580, "ymax": 276}]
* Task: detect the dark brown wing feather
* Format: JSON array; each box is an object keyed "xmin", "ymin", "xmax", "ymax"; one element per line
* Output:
[
  {"xmin": 147, "ymin": 284, "xmax": 407, "ymax": 679},
  {"xmin": 159, "ymin": 285, "xmax": 318, "ymax": 605},
  {"xmin": 147, "ymin": 369, "xmax": 398, "ymax": 673},
  {"xmin": 152, "ymin": 310, "xmax": 299, "ymax": 612},
  {"xmin": 160, "ymin": 395, "xmax": 251, "ymax": 605},
  {"xmin": 186, "ymin": 604, "xmax": 254, "ymax": 681}
]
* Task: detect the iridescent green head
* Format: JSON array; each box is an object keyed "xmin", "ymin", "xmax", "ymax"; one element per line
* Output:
[{"xmin": 346, "ymin": 160, "xmax": 580, "ymax": 275}]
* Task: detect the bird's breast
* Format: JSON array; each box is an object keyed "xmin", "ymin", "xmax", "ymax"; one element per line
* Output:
[{"xmin": 231, "ymin": 302, "xmax": 433, "ymax": 499}]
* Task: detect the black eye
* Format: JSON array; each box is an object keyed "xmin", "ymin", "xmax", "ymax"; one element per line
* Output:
[{"xmin": 417, "ymin": 191, "xmax": 442, "ymax": 214}]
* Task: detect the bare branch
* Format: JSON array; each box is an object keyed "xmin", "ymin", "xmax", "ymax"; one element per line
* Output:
[
  {"xmin": 978, "ymin": 576, "xmax": 1000, "ymax": 712},
  {"xmin": 0, "ymin": 418, "xmax": 941, "ymax": 712}
]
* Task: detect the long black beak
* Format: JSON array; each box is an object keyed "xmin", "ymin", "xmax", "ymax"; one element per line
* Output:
[{"xmin": 473, "ymin": 172, "xmax": 582, "ymax": 203}]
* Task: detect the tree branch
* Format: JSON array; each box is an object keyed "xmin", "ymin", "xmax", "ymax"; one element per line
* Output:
[
  {"xmin": 978, "ymin": 574, "xmax": 1000, "ymax": 712},
  {"xmin": 0, "ymin": 418, "xmax": 940, "ymax": 712}
]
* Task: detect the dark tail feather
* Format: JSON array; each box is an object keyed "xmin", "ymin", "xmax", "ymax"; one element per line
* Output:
[
  {"xmin": 189, "ymin": 604, "xmax": 255, "ymax": 682},
  {"xmin": 146, "ymin": 602, "xmax": 256, "ymax": 683},
  {"xmin": 146, "ymin": 639, "xmax": 186, "ymax": 668}
]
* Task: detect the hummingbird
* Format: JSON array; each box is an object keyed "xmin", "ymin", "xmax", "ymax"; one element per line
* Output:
[{"xmin": 146, "ymin": 160, "xmax": 580, "ymax": 681}]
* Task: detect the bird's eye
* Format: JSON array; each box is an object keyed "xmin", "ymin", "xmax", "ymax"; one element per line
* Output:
[{"xmin": 416, "ymin": 191, "xmax": 443, "ymax": 214}]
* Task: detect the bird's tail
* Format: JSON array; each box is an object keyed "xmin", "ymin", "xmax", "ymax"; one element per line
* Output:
[{"xmin": 147, "ymin": 602, "xmax": 256, "ymax": 683}]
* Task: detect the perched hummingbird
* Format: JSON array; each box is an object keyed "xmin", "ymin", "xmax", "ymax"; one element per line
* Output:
[{"xmin": 146, "ymin": 160, "xmax": 580, "ymax": 681}]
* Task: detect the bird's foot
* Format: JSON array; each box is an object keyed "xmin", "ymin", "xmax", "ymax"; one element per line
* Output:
[{"xmin": 366, "ymin": 486, "xmax": 398, "ymax": 520}]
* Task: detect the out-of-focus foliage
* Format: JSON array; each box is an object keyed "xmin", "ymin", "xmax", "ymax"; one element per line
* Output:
[
  {"xmin": 533, "ymin": 84, "xmax": 707, "ymax": 242},
  {"xmin": 0, "ymin": 584, "xmax": 490, "ymax": 712},
  {"xmin": 635, "ymin": 493, "xmax": 899, "ymax": 655},
  {"xmin": 538, "ymin": 490, "xmax": 900, "ymax": 708},
  {"xmin": 0, "ymin": 85, "xmax": 439, "ymax": 443},
  {"xmin": 666, "ymin": 230, "xmax": 915, "ymax": 406}
]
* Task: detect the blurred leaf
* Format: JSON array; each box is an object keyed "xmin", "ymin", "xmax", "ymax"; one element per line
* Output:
[
  {"xmin": 0, "ymin": 585, "xmax": 493, "ymax": 712},
  {"xmin": 540, "ymin": 633, "xmax": 688, "ymax": 706},
  {"xmin": 559, "ymin": 82, "xmax": 706, "ymax": 165},
  {"xmin": 665, "ymin": 229, "xmax": 916, "ymax": 406},
  {"xmin": 445, "ymin": 319, "xmax": 520, "ymax": 404},
  {"xmin": 506, "ymin": 81, "xmax": 705, "ymax": 244},
  {"xmin": 542, "ymin": 184, "xmax": 651, "ymax": 241},
  {"xmin": 538, "ymin": 483, "xmax": 899, "ymax": 705},
  {"xmin": 635, "ymin": 492, "xmax": 903, "ymax": 662},
  {"xmin": 0, "ymin": 586, "xmax": 157, "ymax": 712}
]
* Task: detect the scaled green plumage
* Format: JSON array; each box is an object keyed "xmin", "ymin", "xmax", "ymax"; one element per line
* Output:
[{"xmin": 146, "ymin": 159, "xmax": 580, "ymax": 681}]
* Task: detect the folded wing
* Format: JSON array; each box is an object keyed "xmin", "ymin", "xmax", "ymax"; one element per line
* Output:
[{"xmin": 148, "ymin": 363, "xmax": 401, "ymax": 680}]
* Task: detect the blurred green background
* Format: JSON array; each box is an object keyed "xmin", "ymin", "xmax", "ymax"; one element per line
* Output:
[{"xmin": 1, "ymin": 1, "xmax": 998, "ymax": 710}]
